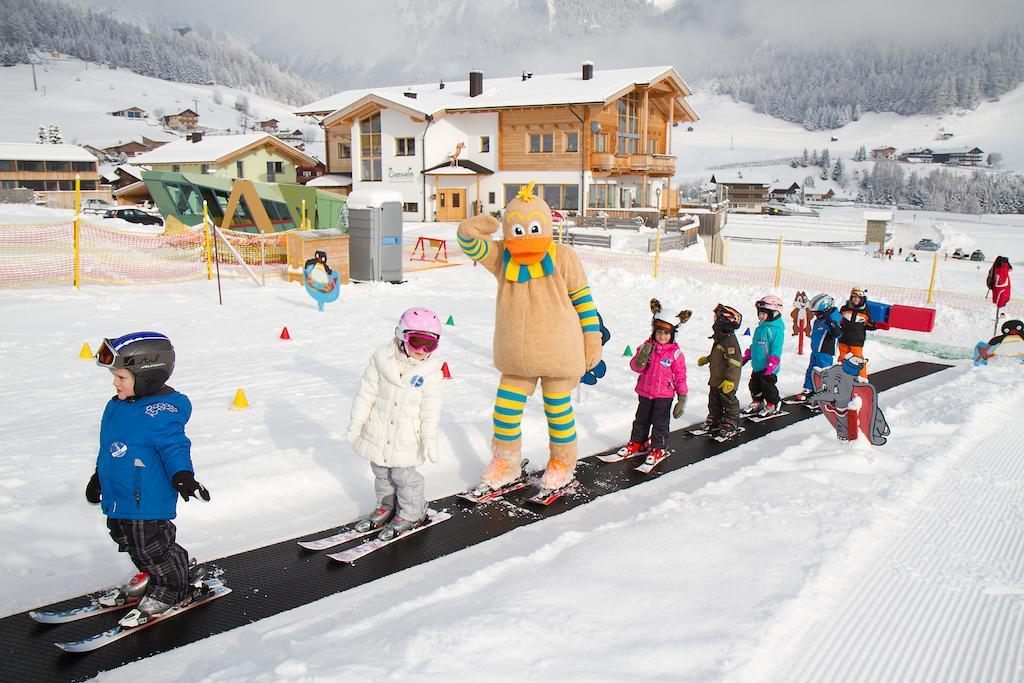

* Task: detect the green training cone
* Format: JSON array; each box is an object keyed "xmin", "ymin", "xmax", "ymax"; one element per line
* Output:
[
  {"xmin": 623, "ymin": 345, "xmax": 633, "ymax": 357},
  {"xmin": 445, "ymin": 315, "xmax": 455, "ymax": 326}
]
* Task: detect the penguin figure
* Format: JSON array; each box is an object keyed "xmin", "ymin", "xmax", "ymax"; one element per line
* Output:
[{"xmin": 989, "ymin": 319, "xmax": 1024, "ymax": 346}]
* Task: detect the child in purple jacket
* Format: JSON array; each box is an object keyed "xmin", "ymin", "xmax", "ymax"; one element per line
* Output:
[{"xmin": 617, "ymin": 299, "xmax": 691, "ymax": 460}]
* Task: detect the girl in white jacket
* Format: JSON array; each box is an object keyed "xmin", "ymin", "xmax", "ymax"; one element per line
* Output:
[{"xmin": 347, "ymin": 308, "xmax": 443, "ymax": 541}]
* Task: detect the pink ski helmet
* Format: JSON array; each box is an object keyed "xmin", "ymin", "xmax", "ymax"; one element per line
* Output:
[
  {"xmin": 755, "ymin": 295, "xmax": 784, "ymax": 312},
  {"xmin": 395, "ymin": 307, "xmax": 442, "ymax": 352}
]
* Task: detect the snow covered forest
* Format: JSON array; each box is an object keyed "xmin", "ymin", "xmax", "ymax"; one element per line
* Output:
[
  {"xmin": 0, "ymin": 0, "xmax": 323, "ymax": 105},
  {"xmin": 860, "ymin": 161, "xmax": 1024, "ymax": 214},
  {"xmin": 716, "ymin": 28, "xmax": 1024, "ymax": 130}
]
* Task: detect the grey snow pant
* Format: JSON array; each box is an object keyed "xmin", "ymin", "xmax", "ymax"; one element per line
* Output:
[
  {"xmin": 106, "ymin": 518, "xmax": 190, "ymax": 604},
  {"xmin": 370, "ymin": 462, "xmax": 426, "ymax": 522}
]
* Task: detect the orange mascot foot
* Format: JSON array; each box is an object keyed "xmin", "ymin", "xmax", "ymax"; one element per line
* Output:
[
  {"xmin": 539, "ymin": 441, "xmax": 577, "ymax": 490},
  {"xmin": 481, "ymin": 438, "xmax": 523, "ymax": 489}
]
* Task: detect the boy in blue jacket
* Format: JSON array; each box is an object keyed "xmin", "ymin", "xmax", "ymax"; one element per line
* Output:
[
  {"xmin": 796, "ymin": 293, "xmax": 844, "ymax": 401},
  {"xmin": 743, "ymin": 295, "xmax": 787, "ymax": 417},
  {"xmin": 88, "ymin": 332, "xmax": 210, "ymax": 627}
]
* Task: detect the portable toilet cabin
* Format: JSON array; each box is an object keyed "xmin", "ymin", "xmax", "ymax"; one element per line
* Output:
[{"xmin": 346, "ymin": 189, "xmax": 403, "ymax": 283}]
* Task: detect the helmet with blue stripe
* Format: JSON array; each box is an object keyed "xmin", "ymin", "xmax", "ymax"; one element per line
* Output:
[{"xmin": 96, "ymin": 331, "xmax": 175, "ymax": 397}]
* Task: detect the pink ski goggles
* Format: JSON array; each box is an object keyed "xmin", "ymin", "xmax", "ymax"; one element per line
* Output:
[{"xmin": 402, "ymin": 331, "xmax": 439, "ymax": 352}]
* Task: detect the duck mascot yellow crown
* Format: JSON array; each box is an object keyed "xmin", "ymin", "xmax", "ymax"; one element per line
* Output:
[{"xmin": 457, "ymin": 181, "xmax": 603, "ymax": 491}]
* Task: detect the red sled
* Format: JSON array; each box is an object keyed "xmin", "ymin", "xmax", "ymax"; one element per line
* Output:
[{"xmin": 887, "ymin": 304, "xmax": 936, "ymax": 333}]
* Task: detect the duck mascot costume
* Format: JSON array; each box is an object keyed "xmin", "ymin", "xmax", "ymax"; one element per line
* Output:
[{"xmin": 458, "ymin": 181, "xmax": 603, "ymax": 494}]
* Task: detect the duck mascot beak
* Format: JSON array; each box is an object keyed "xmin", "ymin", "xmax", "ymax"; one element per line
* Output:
[{"xmin": 503, "ymin": 181, "xmax": 554, "ymax": 265}]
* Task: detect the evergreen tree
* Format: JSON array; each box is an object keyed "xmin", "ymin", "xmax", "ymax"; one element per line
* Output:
[
  {"xmin": 804, "ymin": 174, "xmax": 815, "ymax": 188},
  {"xmin": 820, "ymin": 149, "xmax": 832, "ymax": 170},
  {"xmin": 832, "ymin": 158, "xmax": 845, "ymax": 183},
  {"xmin": 47, "ymin": 124, "xmax": 63, "ymax": 144},
  {"xmin": 36, "ymin": 126, "xmax": 47, "ymax": 144},
  {"xmin": 801, "ymin": 148, "xmax": 809, "ymax": 167}
]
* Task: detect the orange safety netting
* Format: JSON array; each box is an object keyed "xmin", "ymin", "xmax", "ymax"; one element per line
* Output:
[
  {"xmin": 573, "ymin": 247, "xmax": 1024, "ymax": 317},
  {"xmin": 0, "ymin": 220, "xmax": 288, "ymax": 287}
]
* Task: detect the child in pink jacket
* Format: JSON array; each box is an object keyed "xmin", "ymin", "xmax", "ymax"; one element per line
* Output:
[{"xmin": 618, "ymin": 300, "xmax": 690, "ymax": 459}]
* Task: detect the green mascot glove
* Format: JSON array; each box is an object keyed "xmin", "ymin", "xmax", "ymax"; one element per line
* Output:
[
  {"xmin": 635, "ymin": 341, "xmax": 654, "ymax": 369},
  {"xmin": 672, "ymin": 395, "xmax": 687, "ymax": 419},
  {"xmin": 696, "ymin": 355, "xmax": 709, "ymax": 367}
]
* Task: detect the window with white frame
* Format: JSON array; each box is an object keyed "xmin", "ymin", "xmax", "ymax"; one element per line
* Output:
[
  {"xmin": 480, "ymin": 136, "xmax": 490, "ymax": 153},
  {"xmin": 338, "ymin": 142, "xmax": 351, "ymax": 159}
]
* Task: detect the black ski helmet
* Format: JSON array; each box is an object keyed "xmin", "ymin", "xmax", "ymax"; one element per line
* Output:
[{"xmin": 96, "ymin": 332, "xmax": 175, "ymax": 397}]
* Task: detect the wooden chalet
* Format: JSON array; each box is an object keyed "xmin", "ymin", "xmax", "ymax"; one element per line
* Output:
[{"xmin": 296, "ymin": 63, "xmax": 698, "ymax": 220}]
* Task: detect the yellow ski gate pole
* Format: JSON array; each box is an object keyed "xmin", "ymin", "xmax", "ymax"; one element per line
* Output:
[
  {"xmin": 927, "ymin": 251, "xmax": 938, "ymax": 304},
  {"xmin": 203, "ymin": 201, "xmax": 212, "ymax": 280},
  {"xmin": 773, "ymin": 234, "xmax": 783, "ymax": 287}
]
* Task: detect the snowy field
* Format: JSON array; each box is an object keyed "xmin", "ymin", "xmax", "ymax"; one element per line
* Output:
[{"xmin": 1, "ymin": 212, "xmax": 1023, "ymax": 679}]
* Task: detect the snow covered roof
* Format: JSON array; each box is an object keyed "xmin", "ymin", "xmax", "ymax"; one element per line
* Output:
[
  {"xmin": 306, "ymin": 174, "xmax": 352, "ymax": 187},
  {"xmin": 863, "ymin": 211, "xmax": 893, "ymax": 221},
  {"xmin": 0, "ymin": 143, "xmax": 97, "ymax": 162},
  {"xmin": 133, "ymin": 133, "xmax": 317, "ymax": 167},
  {"xmin": 297, "ymin": 66, "xmax": 697, "ymax": 123},
  {"xmin": 116, "ymin": 163, "xmax": 150, "ymax": 181}
]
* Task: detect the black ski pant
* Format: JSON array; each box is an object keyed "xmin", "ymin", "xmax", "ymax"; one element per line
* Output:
[
  {"xmin": 748, "ymin": 370, "xmax": 780, "ymax": 406},
  {"xmin": 107, "ymin": 518, "xmax": 190, "ymax": 604},
  {"xmin": 708, "ymin": 386, "xmax": 740, "ymax": 426},
  {"xmin": 630, "ymin": 396, "xmax": 672, "ymax": 449}
]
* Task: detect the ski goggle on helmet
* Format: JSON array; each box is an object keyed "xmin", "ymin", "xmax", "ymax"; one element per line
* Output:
[
  {"xmin": 395, "ymin": 307, "xmax": 441, "ymax": 352},
  {"xmin": 96, "ymin": 332, "xmax": 175, "ymax": 397},
  {"xmin": 755, "ymin": 295, "xmax": 784, "ymax": 312}
]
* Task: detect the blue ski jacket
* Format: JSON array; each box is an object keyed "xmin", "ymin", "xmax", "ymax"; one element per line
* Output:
[
  {"xmin": 810, "ymin": 308, "xmax": 843, "ymax": 355},
  {"xmin": 751, "ymin": 316, "xmax": 786, "ymax": 371},
  {"xmin": 95, "ymin": 390, "xmax": 193, "ymax": 520}
]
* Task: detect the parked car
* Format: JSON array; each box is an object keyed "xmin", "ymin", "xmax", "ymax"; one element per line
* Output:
[
  {"xmin": 970, "ymin": 250, "xmax": 985, "ymax": 261},
  {"xmin": 103, "ymin": 207, "xmax": 163, "ymax": 226},
  {"xmin": 82, "ymin": 198, "xmax": 112, "ymax": 214},
  {"xmin": 914, "ymin": 238, "xmax": 941, "ymax": 251},
  {"xmin": 951, "ymin": 248, "xmax": 969, "ymax": 260}
]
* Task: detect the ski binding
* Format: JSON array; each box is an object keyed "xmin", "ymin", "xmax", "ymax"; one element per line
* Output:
[
  {"xmin": 328, "ymin": 509, "xmax": 451, "ymax": 564},
  {"xmin": 526, "ymin": 479, "xmax": 579, "ymax": 506}
]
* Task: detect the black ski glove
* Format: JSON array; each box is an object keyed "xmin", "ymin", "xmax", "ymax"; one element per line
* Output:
[
  {"xmin": 171, "ymin": 471, "xmax": 211, "ymax": 502},
  {"xmin": 85, "ymin": 471, "xmax": 101, "ymax": 504}
]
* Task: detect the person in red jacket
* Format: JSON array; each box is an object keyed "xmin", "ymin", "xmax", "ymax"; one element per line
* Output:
[
  {"xmin": 616, "ymin": 299, "xmax": 690, "ymax": 461},
  {"xmin": 988, "ymin": 256, "xmax": 1014, "ymax": 334}
]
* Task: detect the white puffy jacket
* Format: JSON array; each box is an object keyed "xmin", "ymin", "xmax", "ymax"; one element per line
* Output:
[{"xmin": 346, "ymin": 341, "xmax": 443, "ymax": 468}]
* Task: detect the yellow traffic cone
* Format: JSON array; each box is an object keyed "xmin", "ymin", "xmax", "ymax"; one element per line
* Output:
[
  {"xmin": 79, "ymin": 342, "xmax": 93, "ymax": 360},
  {"xmin": 230, "ymin": 388, "xmax": 250, "ymax": 410}
]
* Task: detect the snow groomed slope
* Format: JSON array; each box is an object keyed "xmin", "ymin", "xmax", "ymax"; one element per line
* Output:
[{"xmin": 0, "ymin": 362, "xmax": 948, "ymax": 682}]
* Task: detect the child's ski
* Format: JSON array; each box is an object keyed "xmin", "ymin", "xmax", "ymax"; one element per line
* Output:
[
  {"xmin": 327, "ymin": 510, "xmax": 451, "ymax": 564},
  {"xmin": 597, "ymin": 444, "xmax": 649, "ymax": 463},
  {"xmin": 30, "ymin": 597, "xmax": 141, "ymax": 624},
  {"xmin": 297, "ymin": 525, "xmax": 378, "ymax": 551},
  {"xmin": 55, "ymin": 581, "xmax": 231, "ymax": 653},
  {"xmin": 712, "ymin": 426, "xmax": 746, "ymax": 442},
  {"xmin": 746, "ymin": 410, "xmax": 789, "ymax": 423},
  {"xmin": 457, "ymin": 460, "xmax": 531, "ymax": 504},
  {"xmin": 634, "ymin": 451, "xmax": 670, "ymax": 474},
  {"xmin": 686, "ymin": 425, "xmax": 718, "ymax": 437},
  {"xmin": 526, "ymin": 479, "xmax": 579, "ymax": 506}
]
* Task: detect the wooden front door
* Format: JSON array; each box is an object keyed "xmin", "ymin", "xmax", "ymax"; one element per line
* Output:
[{"xmin": 437, "ymin": 189, "xmax": 466, "ymax": 221}]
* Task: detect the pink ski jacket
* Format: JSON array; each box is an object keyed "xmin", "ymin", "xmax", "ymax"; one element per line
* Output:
[{"xmin": 630, "ymin": 340, "xmax": 688, "ymax": 400}]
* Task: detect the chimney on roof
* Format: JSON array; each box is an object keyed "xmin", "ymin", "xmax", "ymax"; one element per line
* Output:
[
  {"xmin": 469, "ymin": 70, "xmax": 483, "ymax": 97},
  {"xmin": 582, "ymin": 61, "xmax": 594, "ymax": 80},
  {"xmin": 404, "ymin": 90, "xmax": 417, "ymax": 99},
  {"xmin": 189, "ymin": 132, "xmax": 203, "ymax": 143},
  {"xmin": 522, "ymin": 71, "xmax": 528, "ymax": 81},
  {"xmin": 439, "ymin": 79, "xmax": 445, "ymax": 90}
]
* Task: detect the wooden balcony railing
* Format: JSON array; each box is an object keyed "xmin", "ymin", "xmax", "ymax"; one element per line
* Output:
[{"xmin": 590, "ymin": 152, "xmax": 677, "ymax": 176}]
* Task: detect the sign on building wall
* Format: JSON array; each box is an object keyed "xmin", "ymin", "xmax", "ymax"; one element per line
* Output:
[{"xmin": 386, "ymin": 166, "xmax": 416, "ymax": 183}]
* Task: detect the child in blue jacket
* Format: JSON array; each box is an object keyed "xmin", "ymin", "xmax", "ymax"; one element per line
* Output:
[
  {"xmin": 743, "ymin": 295, "xmax": 787, "ymax": 417},
  {"xmin": 88, "ymin": 332, "xmax": 210, "ymax": 627},
  {"xmin": 796, "ymin": 293, "xmax": 844, "ymax": 401}
]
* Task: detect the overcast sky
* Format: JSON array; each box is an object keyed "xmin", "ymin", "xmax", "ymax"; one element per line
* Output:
[{"xmin": 68, "ymin": 0, "xmax": 1024, "ymax": 86}]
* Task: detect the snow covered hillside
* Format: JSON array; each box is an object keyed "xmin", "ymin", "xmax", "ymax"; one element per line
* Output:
[
  {"xmin": 1, "ymin": 215, "xmax": 1022, "ymax": 679},
  {"xmin": 0, "ymin": 55, "xmax": 321, "ymax": 157},
  {"xmin": 676, "ymin": 84, "xmax": 1024, "ymax": 183}
]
